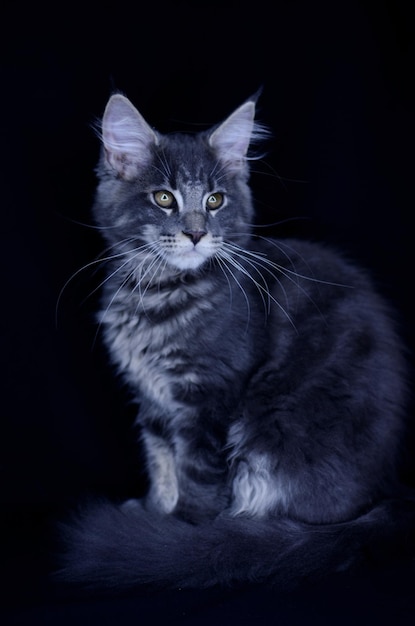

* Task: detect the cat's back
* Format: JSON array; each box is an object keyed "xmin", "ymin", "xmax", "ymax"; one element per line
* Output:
[
  {"xmin": 251, "ymin": 236, "xmax": 406, "ymax": 383},
  {"xmin": 255, "ymin": 235, "xmax": 392, "ymax": 322}
]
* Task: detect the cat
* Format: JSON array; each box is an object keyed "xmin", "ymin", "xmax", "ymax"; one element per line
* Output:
[{"xmin": 60, "ymin": 91, "xmax": 415, "ymax": 591}]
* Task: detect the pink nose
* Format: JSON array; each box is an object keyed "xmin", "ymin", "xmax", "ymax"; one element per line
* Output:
[{"xmin": 182, "ymin": 230, "xmax": 207, "ymax": 245}]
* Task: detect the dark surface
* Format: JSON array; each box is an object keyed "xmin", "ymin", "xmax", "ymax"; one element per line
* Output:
[{"xmin": 2, "ymin": 1, "xmax": 415, "ymax": 623}]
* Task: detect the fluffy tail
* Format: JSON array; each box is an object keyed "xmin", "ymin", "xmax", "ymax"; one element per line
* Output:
[{"xmin": 58, "ymin": 496, "xmax": 415, "ymax": 593}]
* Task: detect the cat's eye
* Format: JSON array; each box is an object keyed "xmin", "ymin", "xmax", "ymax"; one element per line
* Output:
[
  {"xmin": 154, "ymin": 190, "xmax": 175, "ymax": 208},
  {"xmin": 206, "ymin": 193, "xmax": 224, "ymax": 210}
]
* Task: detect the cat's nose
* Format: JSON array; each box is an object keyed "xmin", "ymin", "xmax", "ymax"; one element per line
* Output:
[{"xmin": 182, "ymin": 229, "xmax": 207, "ymax": 245}]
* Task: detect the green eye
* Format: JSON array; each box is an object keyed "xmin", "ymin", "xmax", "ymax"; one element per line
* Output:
[
  {"xmin": 206, "ymin": 192, "xmax": 224, "ymax": 210},
  {"xmin": 154, "ymin": 190, "xmax": 175, "ymax": 208}
]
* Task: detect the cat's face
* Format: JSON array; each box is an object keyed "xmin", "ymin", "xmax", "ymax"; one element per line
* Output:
[
  {"xmin": 93, "ymin": 95, "xmax": 265, "ymax": 274},
  {"xmin": 137, "ymin": 148, "xmax": 233, "ymax": 271}
]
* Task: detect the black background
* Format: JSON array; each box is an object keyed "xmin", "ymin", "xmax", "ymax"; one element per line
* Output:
[{"xmin": 2, "ymin": 1, "xmax": 415, "ymax": 623}]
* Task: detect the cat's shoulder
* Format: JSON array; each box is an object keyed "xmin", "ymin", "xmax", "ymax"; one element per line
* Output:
[{"xmin": 252, "ymin": 236, "xmax": 365, "ymax": 277}]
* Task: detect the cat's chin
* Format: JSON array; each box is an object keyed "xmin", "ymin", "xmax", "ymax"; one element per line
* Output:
[{"xmin": 167, "ymin": 250, "xmax": 210, "ymax": 272}]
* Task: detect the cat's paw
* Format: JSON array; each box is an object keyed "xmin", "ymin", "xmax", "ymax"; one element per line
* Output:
[{"xmin": 120, "ymin": 498, "xmax": 144, "ymax": 514}]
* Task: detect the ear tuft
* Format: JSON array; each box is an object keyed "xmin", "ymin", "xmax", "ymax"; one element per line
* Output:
[
  {"xmin": 208, "ymin": 99, "xmax": 269, "ymax": 172},
  {"xmin": 101, "ymin": 94, "xmax": 158, "ymax": 180}
]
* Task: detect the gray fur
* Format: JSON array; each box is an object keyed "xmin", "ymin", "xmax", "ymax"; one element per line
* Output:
[{"xmin": 60, "ymin": 93, "xmax": 413, "ymax": 590}]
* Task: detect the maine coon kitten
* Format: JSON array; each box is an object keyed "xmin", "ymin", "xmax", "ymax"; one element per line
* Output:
[{"xmin": 61, "ymin": 92, "xmax": 415, "ymax": 590}]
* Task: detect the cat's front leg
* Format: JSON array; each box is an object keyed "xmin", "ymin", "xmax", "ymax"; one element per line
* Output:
[
  {"xmin": 142, "ymin": 422, "xmax": 231, "ymax": 522},
  {"xmin": 142, "ymin": 430, "xmax": 179, "ymax": 514},
  {"xmin": 143, "ymin": 428, "xmax": 229, "ymax": 521}
]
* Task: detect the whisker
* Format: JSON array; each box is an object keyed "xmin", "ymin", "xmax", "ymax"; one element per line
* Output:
[
  {"xmin": 255, "ymin": 236, "xmax": 353, "ymax": 289},
  {"xmin": 218, "ymin": 248, "xmax": 297, "ymax": 331},
  {"xmin": 92, "ymin": 269, "xmax": 135, "ymax": 348},
  {"xmin": 222, "ymin": 242, "xmax": 289, "ymax": 316},
  {"xmin": 227, "ymin": 234, "xmax": 353, "ymax": 289},
  {"xmin": 214, "ymin": 254, "xmax": 252, "ymax": 334},
  {"xmin": 131, "ymin": 246, "xmax": 167, "ymax": 316},
  {"xmin": 219, "ymin": 249, "xmax": 269, "ymax": 323},
  {"xmin": 157, "ymin": 149, "xmax": 173, "ymax": 179},
  {"xmin": 92, "ymin": 244, "xmax": 160, "ymax": 346},
  {"xmin": 249, "ymin": 216, "xmax": 311, "ymax": 229},
  {"xmin": 88, "ymin": 242, "xmax": 155, "ymax": 301},
  {"xmin": 56, "ymin": 237, "xmax": 158, "ymax": 327},
  {"xmin": 209, "ymin": 157, "xmax": 231, "ymax": 183},
  {"xmin": 55, "ymin": 245, "xmax": 135, "ymax": 327},
  {"xmin": 55, "ymin": 213, "xmax": 121, "ymax": 231},
  {"xmin": 221, "ymin": 236, "xmax": 355, "ymax": 330},
  {"xmin": 223, "ymin": 240, "xmax": 317, "ymax": 321},
  {"xmin": 212, "ymin": 256, "xmax": 234, "ymax": 313}
]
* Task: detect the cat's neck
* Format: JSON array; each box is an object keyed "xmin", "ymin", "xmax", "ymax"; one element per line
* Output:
[{"xmin": 102, "ymin": 259, "xmax": 219, "ymax": 319}]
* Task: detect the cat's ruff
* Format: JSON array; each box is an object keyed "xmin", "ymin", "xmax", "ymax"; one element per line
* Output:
[{"xmin": 59, "ymin": 92, "xmax": 415, "ymax": 591}]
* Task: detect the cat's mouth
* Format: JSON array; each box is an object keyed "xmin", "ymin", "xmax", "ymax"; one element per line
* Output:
[{"xmin": 160, "ymin": 232, "xmax": 219, "ymax": 271}]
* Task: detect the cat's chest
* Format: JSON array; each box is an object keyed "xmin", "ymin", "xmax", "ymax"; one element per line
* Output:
[{"xmin": 101, "ymin": 292, "xmax": 210, "ymax": 410}]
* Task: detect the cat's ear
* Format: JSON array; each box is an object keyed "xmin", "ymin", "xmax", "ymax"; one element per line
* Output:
[
  {"xmin": 101, "ymin": 94, "xmax": 158, "ymax": 180},
  {"xmin": 208, "ymin": 99, "xmax": 265, "ymax": 172}
]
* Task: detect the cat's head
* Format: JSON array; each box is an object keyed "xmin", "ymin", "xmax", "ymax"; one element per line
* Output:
[{"xmin": 93, "ymin": 93, "xmax": 268, "ymax": 273}]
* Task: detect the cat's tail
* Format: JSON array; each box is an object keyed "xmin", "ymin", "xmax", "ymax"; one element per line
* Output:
[{"xmin": 57, "ymin": 496, "xmax": 415, "ymax": 593}]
